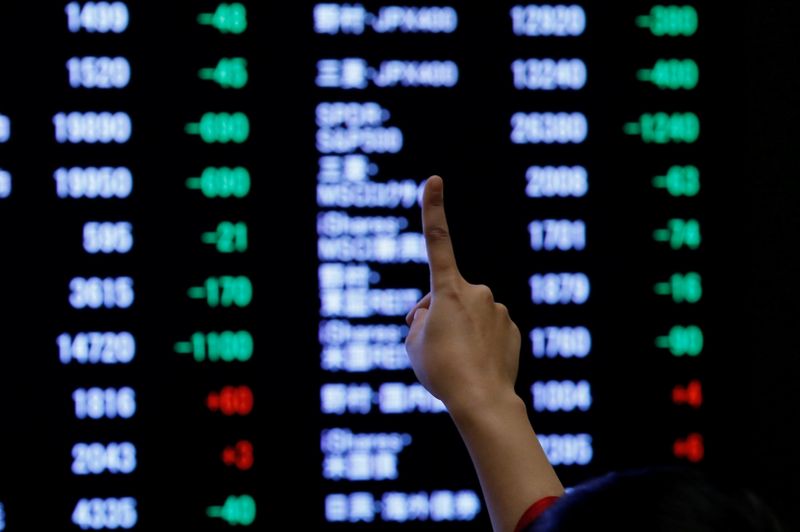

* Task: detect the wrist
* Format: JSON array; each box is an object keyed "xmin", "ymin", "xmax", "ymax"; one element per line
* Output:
[{"xmin": 445, "ymin": 387, "xmax": 526, "ymax": 427}]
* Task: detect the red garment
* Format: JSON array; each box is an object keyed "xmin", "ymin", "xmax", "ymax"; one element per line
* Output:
[{"xmin": 514, "ymin": 496, "xmax": 561, "ymax": 532}]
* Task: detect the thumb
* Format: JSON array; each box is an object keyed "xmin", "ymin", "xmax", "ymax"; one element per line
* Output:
[{"xmin": 407, "ymin": 307, "xmax": 429, "ymax": 340}]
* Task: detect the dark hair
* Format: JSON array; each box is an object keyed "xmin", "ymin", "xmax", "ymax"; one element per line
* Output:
[{"xmin": 531, "ymin": 467, "xmax": 783, "ymax": 532}]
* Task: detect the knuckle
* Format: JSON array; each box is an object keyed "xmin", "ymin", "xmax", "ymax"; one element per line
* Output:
[
  {"xmin": 424, "ymin": 225, "xmax": 450, "ymax": 241},
  {"xmin": 437, "ymin": 286, "xmax": 460, "ymax": 300},
  {"xmin": 473, "ymin": 284, "xmax": 494, "ymax": 301}
]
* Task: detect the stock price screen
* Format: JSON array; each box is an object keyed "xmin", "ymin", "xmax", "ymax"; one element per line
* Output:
[{"xmin": 1, "ymin": 2, "xmax": 798, "ymax": 531}]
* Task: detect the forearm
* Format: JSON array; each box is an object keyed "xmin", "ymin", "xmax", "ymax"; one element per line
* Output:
[{"xmin": 448, "ymin": 391, "xmax": 564, "ymax": 532}]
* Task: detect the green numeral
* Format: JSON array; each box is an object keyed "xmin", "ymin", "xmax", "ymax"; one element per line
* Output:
[
  {"xmin": 638, "ymin": 59, "xmax": 699, "ymax": 90},
  {"xmin": 185, "ymin": 112, "xmax": 250, "ymax": 143},
  {"xmin": 637, "ymin": 5, "xmax": 698, "ymax": 36},
  {"xmin": 656, "ymin": 325, "xmax": 704, "ymax": 356},
  {"xmin": 652, "ymin": 165, "xmax": 700, "ymax": 197},
  {"xmin": 624, "ymin": 112, "xmax": 700, "ymax": 144},
  {"xmin": 199, "ymin": 58, "xmax": 249, "ymax": 89},
  {"xmin": 654, "ymin": 273, "xmax": 703, "ymax": 303},
  {"xmin": 197, "ymin": 4, "xmax": 248, "ymax": 34},
  {"xmin": 187, "ymin": 167, "xmax": 251, "ymax": 198},
  {"xmin": 202, "ymin": 221, "xmax": 248, "ymax": 253},
  {"xmin": 207, "ymin": 495, "xmax": 256, "ymax": 526},
  {"xmin": 653, "ymin": 219, "xmax": 702, "ymax": 250},
  {"xmin": 174, "ymin": 331, "xmax": 253, "ymax": 362},
  {"xmin": 188, "ymin": 276, "xmax": 253, "ymax": 308}
]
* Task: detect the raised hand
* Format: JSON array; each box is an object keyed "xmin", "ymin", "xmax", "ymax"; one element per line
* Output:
[
  {"xmin": 405, "ymin": 175, "xmax": 521, "ymax": 412},
  {"xmin": 405, "ymin": 176, "xmax": 563, "ymax": 532}
]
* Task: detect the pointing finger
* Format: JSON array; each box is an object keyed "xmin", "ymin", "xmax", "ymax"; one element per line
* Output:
[{"xmin": 422, "ymin": 176, "xmax": 460, "ymax": 291}]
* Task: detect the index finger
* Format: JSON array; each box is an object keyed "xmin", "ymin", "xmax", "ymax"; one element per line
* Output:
[{"xmin": 422, "ymin": 176, "xmax": 460, "ymax": 290}]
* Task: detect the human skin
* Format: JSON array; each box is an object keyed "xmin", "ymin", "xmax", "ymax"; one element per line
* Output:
[{"xmin": 405, "ymin": 176, "xmax": 564, "ymax": 532}]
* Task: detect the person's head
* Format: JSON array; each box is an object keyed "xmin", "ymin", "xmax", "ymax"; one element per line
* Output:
[{"xmin": 532, "ymin": 467, "xmax": 783, "ymax": 532}]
